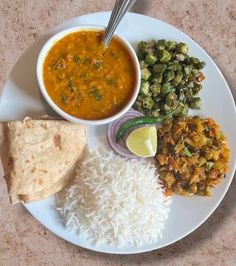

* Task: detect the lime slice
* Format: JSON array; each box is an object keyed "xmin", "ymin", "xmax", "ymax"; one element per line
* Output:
[{"xmin": 126, "ymin": 126, "xmax": 157, "ymax": 157}]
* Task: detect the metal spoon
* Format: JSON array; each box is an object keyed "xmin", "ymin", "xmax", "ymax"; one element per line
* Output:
[{"xmin": 102, "ymin": 0, "xmax": 137, "ymax": 47}]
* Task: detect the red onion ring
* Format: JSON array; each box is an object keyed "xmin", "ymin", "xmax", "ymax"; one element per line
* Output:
[{"xmin": 107, "ymin": 108, "xmax": 144, "ymax": 159}]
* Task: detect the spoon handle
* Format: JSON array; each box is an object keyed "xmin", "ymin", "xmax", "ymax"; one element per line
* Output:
[{"xmin": 102, "ymin": 0, "xmax": 136, "ymax": 47}]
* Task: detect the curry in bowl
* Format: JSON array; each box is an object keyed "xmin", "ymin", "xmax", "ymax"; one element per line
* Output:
[{"xmin": 42, "ymin": 30, "xmax": 137, "ymax": 120}]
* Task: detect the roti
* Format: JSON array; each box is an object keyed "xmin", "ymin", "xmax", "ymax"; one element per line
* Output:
[{"xmin": 0, "ymin": 117, "xmax": 87, "ymax": 204}]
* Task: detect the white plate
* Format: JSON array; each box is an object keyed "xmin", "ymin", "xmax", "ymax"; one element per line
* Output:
[{"xmin": 1, "ymin": 12, "xmax": 236, "ymax": 254}]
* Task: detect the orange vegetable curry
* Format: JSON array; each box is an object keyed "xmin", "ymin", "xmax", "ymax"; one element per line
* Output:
[{"xmin": 43, "ymin": 30, "xmax": 136, "ymax": 120}]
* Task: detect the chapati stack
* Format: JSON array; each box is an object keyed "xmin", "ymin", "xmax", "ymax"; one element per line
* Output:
[{"xmin": 0, "ymin": 117, "xmax": 86, "ymax": 204}]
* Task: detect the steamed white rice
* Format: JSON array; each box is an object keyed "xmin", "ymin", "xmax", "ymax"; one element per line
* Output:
[{"xmin": 56, "ymin": 146, "xmax": 171, "ymax": 247}]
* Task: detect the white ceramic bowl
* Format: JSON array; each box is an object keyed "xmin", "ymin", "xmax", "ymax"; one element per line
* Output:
[{"xmin": 36, "ymin": 25, "xmax": 141, "ymax": 125}]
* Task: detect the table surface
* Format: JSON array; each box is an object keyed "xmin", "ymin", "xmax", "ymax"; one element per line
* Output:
[{"xmin": 0, "ymin": 0, "xmax": 236, "ymax": 265}]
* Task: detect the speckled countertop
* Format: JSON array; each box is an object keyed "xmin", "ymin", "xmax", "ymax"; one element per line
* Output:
[{"xmin": 0, "ymin": 0, "xmax": 236, "ymax": 265}]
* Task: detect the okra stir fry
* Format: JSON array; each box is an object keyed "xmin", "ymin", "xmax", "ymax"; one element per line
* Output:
[{"xmin": 134, "ymin": 39, "xmax": 206, "ymax": 117}]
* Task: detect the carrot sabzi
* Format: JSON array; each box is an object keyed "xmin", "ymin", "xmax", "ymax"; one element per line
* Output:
[{"xmin": 156, "ymin": 116, "xmax": 229, "ymax": 196}]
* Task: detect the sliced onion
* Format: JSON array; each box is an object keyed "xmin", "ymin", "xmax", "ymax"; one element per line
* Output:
[{"xmin": 107, "ymin": 108, "xmax": 144, "ymax": 159}]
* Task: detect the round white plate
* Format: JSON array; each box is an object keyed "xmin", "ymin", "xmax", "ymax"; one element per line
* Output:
[{"xmin": 0, "ymin": 12, "xmax": 236, "ymax": 254}]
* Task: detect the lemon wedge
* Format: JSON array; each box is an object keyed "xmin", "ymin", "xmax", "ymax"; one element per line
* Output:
[{"xmin": 126, "ymin": 126, "xmax": 157, "ymax": 157}]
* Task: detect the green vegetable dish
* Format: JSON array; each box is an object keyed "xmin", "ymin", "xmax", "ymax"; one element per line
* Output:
[{"xmin": 134, "ymin": 39, "xmax": 205, "ymax": 117}]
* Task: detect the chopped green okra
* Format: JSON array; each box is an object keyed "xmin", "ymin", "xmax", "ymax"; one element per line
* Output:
[
  {"xmin": 189, "ymin": 57, "xmax": 200, "ymax": 65},
  {"xmin": 145, "ymin": 53, "xmax": 157, "ymax": 65},
  {"xmin": 175, "ymin": 54, "xmax": 186, "ymax": 61},
  {"xmin": 150, "ymin": 83, "xmax": 161, "ymax": 95},
  {"xmin": 140, "ymin": 81, "xmax": 151, "ymax": 96},
  {"xmin": 190, "ymin": 97, "xmax": 202, "ymax": 109},
  {"xmin": 137, "ymin": 41, "xmax": 150, "ymax": 59},
  {"xmin": 156, "ymin": 39, "xmax": 167, "ymax": 50},
  {"xmin": 138, "ymin": 41, "xmax": 149, "ymax": 51},
  {"xmin": 192, "ymin": 83, "xmax": 202, "ymax": 95},
  {"xmin": 152, "ymin": 64, "xmax": 167, "ymax": 74},
  {"xmin": 184, "ymin": 65, "xmax": 192, "ymax": 76},
  {"xmin": 158, "ymin": 49, "xmax": 171, "ymax": 63},
  {"xmin": 152, "ymin": 73, "xmax": 163, "ymax": 83},
  {"xmin": 195, "ymin": 61, "xmax": 206, "ymax": 70},
  {"xmin": 166, "ymin": 92, "xmax": 177, "ymax": 106},
  {"xmin": 164, "ymin": 70, "xmax": 175, "ymax": 82},
  {"xmin": 143, "ymin": 97, "xmax": 154, "ymax": 109},
  {"xmin": 176, "ymin": 43, "xmax": 188, "ymax": 54},
  {"xmin": 139, "ymin": 60, "xmax": 148, "ymax": 69},
  {"xmin": 141, "ymin": 68, "xmax": 151, "ymax": 80},
  {"xmin": 166, "ymin": 41, "xmax": 177, "ymax": 50},
  {"xmin": 171, "ymin": 72, "xmax": 183, "ymax": 86},
  {"xmin": 167, "ymin": 62, "xmax": 181, "ymax": 71},
  {"xmin": 192, "ymin": 68, "xmax": 199, "ymax": 76},
  {"xmin": 174, "ymin": 104, "xmax": 189, "ymax": 116},
  {"xmin": 161, "ymin": 83, "xmax": 172, "ymax": 96},
  {"xmin": 185, "ymin": 88, "xmax": 193, "ymax": 100},
  {"xmin": 134, "ymin": 39, "xmax": 205, "ymax": 118},
  {"xmin": 178, "ymin": 91, "xmax": 186, "ymax": 102}
]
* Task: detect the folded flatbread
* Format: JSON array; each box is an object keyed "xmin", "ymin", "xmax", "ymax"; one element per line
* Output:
[{"xmin": 0, "ymin": 117, "xmax": 86, "ymax": 204}]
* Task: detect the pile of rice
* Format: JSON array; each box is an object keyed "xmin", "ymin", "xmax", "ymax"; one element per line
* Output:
[{"xmin": 56, "ymin": 146, "xmax": 171, "ymax": 247}]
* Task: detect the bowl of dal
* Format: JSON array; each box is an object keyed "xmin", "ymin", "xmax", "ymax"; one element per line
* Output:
[{"xmin": 36, "ymin": 25, "xmax": 141, "ymax": 125}]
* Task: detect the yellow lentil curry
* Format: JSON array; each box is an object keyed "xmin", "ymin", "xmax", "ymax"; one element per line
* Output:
[{"xmin": 43, "ymin": 30, "xmax": 136, "ymax": 120}]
